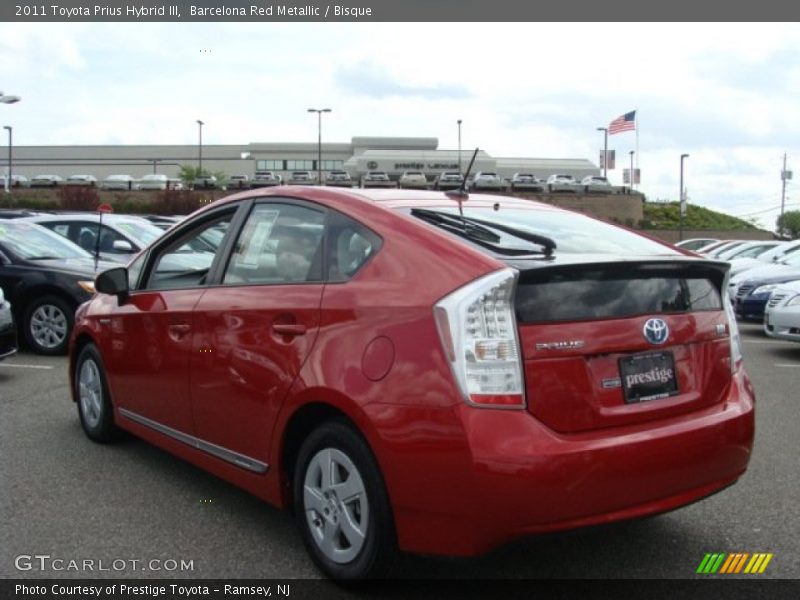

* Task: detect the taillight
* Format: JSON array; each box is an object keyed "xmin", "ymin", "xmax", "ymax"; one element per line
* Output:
[
  {"xmin": 433, "ymin": 268, "xmax": 525, "ymax": 409},
  {"xmin": 723, "ymin": 283, "xmax": 743, "ymax": 374}
]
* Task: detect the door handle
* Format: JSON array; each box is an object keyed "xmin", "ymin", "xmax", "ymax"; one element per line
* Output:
[{"xmin": 272, "ymin": 323, "xmax": 307, "ymax": 336}]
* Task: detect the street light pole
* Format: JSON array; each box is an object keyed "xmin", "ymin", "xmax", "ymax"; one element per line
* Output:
[
  {"xmin": 3, "ymin": 126, "xmax": 11, "ymax": 194},
  {"xmin": 196, "ymin": 120, "xmax": 204, "ymax": 174},
  {"xmin": 307, "ymin": 108, "xmax": 331, "ymax": 184},
  {"xmin": 597, "ymin": 127, "xmax": 608, "ymax": 179},
  {"xmin": 457, "ymin": 119, "xmax": 462, "ymax": 176},
  {"xmin": 629, "ymin": 150, "xmax": 635, "ymax": 191},
  {"xmin": 679, "ymin": 153, "xmax": 689, "ymax": 241}
]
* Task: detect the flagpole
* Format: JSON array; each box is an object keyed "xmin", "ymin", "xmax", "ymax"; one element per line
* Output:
[{"xmin": 635, "ymin": 108, "xmax": 639, "ymax": 191}]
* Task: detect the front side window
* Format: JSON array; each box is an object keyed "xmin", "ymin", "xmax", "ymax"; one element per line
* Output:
[
  {"xmin": 224, "ymin": 203, "xmax": 325, "ymax": 285},
  {"xmin": 145, "ymin": 212, "xmax": 235, "ymax": 290}
]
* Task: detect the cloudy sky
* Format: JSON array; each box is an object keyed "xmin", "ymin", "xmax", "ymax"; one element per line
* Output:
[{"xmin": 2, "ymin": 22, "xmax": 800, "ymax": 229}]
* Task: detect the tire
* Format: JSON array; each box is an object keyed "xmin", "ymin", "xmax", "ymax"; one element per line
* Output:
[
  {"xmin": 294, "ymin": 420, "xmax": 396, "ymax": 580},
  {"xmin": 23, "ymin": 295, "xmax": 74, "ymax": 355},
  {"xmin": 75, "ymin": 343, "xmax": 122, "ymax": 443}
]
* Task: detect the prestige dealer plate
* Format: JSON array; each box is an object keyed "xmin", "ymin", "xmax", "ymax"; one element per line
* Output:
[{"xmin": 619, "ymin": 351, "xmax": 679, "ymax": 404}]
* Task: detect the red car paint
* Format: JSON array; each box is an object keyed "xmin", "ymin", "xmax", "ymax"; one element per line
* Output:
[{"xmin": 70, "ymin": 186, "xmax": 755, "ymax": 559}]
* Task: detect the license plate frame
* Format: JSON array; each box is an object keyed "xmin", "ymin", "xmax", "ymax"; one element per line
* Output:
[{"xmin": 619, "ymin": 351, "xmax": 679, "ymax": 404}]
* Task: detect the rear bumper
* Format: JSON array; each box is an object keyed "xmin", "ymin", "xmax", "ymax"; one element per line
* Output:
[{"xmin": 374, "ymin": 369, "xmax": 754, "ymax": 557}]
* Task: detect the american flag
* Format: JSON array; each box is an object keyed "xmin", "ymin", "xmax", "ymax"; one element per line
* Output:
[{"xmin": 608, "ymin": 111, "xmax": 636, "ymax": 135}]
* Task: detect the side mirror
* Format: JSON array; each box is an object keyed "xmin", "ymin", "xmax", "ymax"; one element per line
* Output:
[
  {"xmin": 112, "ymin": 240, "xmax": 134, "ymax": 253},
  {"xmin": 95, "ymin": 267, "xmax": 129, "ymax": 302}
]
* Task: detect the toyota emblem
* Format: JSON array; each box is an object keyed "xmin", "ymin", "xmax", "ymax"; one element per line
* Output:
[{"xmin": 643, "ymin": 318, "xmax": 669, "ymax": 345}]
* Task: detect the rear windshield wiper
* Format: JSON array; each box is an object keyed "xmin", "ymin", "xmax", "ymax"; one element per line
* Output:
[
  {"xmin": 411, "ymin": 208, "xmax": 556, "ymax": 257},
  {"xmin": 411, "ymin": 209, "xmax": 501, "ymax": 244}
]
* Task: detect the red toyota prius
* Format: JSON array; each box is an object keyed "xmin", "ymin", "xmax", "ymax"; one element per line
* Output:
[{"xmin": 69, "ymin": 187, "xmax": 754, "ymax": 579}]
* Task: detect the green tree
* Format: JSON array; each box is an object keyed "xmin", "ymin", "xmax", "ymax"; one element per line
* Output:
[{"xmin": 776, "ymin": 210, "xmax": 800, "ymax": 239}]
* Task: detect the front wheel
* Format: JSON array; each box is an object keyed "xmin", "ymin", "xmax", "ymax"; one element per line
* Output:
[
  {"xmin": 294, "ymin": 421, "xmax": 396, "ymax": 579},
  {"xmin": 23, "ymin": 295, "xmax": 73, "ymax": 355},
  {"xmin": 75, "ymin": 343, "xmax": 123, "ymax": 443}
]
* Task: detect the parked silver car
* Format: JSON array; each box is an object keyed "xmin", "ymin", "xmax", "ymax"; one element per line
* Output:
[
  {"xmin": 21, "ymin": 214, "xmax": 164, "ymax": 263},
  {"xmin": 362, "ymin": 171, "xmax": 395, "ymax": 188},
  {"xmin": 288, "ymin": 171, "xmax": 315, "ymax": 185},
  {"xmin": 581, "ymin": 175, "xmax": 612, "ymax": 193},
  {"xmin": 0, "ymin": 287, "xmax": 17, "ymax": 361},
  {"xmin": 252, "ymin": 171, "xmax": 282, "ymax": 187},
  {"xmin": 764, "ymin": 280, "xmax": 800, "ymax": 343},
  {"xmin": 325, "ymin": 170, "xmax": 354, "ymax": 187}
]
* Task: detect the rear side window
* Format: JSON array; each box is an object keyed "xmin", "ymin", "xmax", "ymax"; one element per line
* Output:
[{"xmin": 326, "ymin": 212, "xmax": 382, "ymax": 282}]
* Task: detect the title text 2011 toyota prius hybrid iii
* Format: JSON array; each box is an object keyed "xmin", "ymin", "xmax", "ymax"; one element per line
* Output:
[{"xmin": 69, "ymin": 187, "xmax": 755, "ymax": 579}]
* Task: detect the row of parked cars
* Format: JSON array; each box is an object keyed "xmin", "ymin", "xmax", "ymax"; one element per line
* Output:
[
  {"xmin": 675, "ymin": 237, "xmax": 800, "ymax": 343},
  {"xmin": 2, "ymin": 185, "xmax": 760, "ymax": 580}
]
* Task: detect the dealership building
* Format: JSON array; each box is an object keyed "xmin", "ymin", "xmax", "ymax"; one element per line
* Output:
[{"xmin": 5, "ymin": 136, "xmax": 600, "ymax": 183}]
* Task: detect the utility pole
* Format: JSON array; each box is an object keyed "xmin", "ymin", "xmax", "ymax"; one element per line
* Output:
[{"xmin": 780, "ymin": 152, "xmax": 789, "ymax": 237}]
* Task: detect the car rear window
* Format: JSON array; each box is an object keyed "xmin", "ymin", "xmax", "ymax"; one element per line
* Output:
[
  {"xmin": 416, "ymin": 207, "xmax": 676, "ymax": 256},
  {"xmin": 515, "ymin": 265, "xmax": 723, "ymax": 323}
]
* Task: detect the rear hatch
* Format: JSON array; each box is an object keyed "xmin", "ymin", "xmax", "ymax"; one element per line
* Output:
[{"xmin": 514, "ymin": 259, "xmax": 733, "ymax": 433}]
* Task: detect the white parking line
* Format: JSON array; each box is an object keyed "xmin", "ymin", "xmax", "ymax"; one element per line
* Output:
[
  {"xmin": 743, "ymin": 339, "xmax": 793, "ymax": 344},
  {"xmin": 775, "ymin": 364, "xmax": 800, "ymax": 368},
  {"xmin": 0, "ymin": 363, "xmax": 55, "ymax": 370}
]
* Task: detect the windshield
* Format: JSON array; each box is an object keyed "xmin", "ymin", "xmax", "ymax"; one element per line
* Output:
[
  {"xmin": 413, "ymin": 207, "xmax": 679, "ymax": 255},
  {"xmin": 0, "ymin": 221, "xmax": 92, "ymax": 260},
  {"xmin": 113, "ymin": 220, "xmax": 163, "ymax": 246}
]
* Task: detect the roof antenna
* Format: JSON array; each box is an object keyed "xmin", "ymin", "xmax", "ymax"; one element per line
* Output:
[{"xmin": 446, "ymin": 148, "xmax": 479, "ymax": 218}]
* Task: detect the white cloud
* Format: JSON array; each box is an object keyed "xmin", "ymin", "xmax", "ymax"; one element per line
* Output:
[{"xmin": 3, "ymin": 22, "xmax": 800, "ymax": 231}]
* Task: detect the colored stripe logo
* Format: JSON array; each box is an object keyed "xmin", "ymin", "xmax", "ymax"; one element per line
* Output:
[{"xmin": 696, "ymin": 552, "xmax": 773, "ymax": 574}]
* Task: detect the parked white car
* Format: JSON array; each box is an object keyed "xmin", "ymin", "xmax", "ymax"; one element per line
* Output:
[
  {"xmin": 470, "ymin": 172, "xmax": 504, "ymax": 191},
  {"xmin": 288, "ymin": 171, "xmax": 315, "ymax": 185},
  {"xmin": 29, "ymin": 174, "xmax": 64, "ymax": 187},
  {"xmin": 509, "ymin": 173, "xmax": 543, "ymax": 192},
  {"xmin": 138, "ymin": 174, "xmax": 169, "ymax": 190},
  {"xmin": 252, "ymin": 171, "xmax": 282, "ymax": 187},
  {"xmin": 100, "ymin": 174, "xmax": 135, "ymax": 190},
  {"xmin": 66, "ymin": 174, "xmax": 97, "ymax": 186},
  {"xmin": 0, "ymin": 174, "xmax": 29, "ymax": 188},
  {"xmin": 434, "ymin": 171, "xmax": 464, "ymax": 190},
  {"xmin": 764, "ymin": 279, "xmax": 800, "ymax": 343},
  {"xmin": 674, "ymin": 238, "xmax": 720, "ymax": 252},
  {"xmin": 717, "ymin": 241, "xmax": 782, "ymax": 261},
  {"xmin": 398, "ymin": 171, "xmax": 428, "ymax": 189}
]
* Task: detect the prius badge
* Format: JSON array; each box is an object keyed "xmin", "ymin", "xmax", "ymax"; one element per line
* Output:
[{"xmin": 643, "ymin": 318, "xmax": 669, "ymax": 345}]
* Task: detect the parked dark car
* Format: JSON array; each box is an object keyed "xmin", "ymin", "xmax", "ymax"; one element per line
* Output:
[
  {"xmin": 69, "ymin": 187, "xmax": 753, "ymax": 579},
  {"xmin": 734, "ymin": 272, "xmax": 800, "ymax": 321},
  {"xmin": 0, "ymin": 286, "xmax": 17, "ymax": 360},
  {"xmin": 0, "ymin": 220, "xmax": 114, "ymax": 354}
]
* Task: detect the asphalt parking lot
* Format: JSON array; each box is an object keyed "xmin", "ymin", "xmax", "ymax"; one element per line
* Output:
[{"xmin": 1, "ymin": 322, "xmax": 798, "ymax": 580}]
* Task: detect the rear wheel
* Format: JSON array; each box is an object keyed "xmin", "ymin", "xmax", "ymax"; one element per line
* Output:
[
  {"xmin": 294, "ymin": 420, "xmax": 396, "ymax": 579},
  {"xmin": 23, "ymin": 295, "xmax": 73, "ymax": 355}
]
